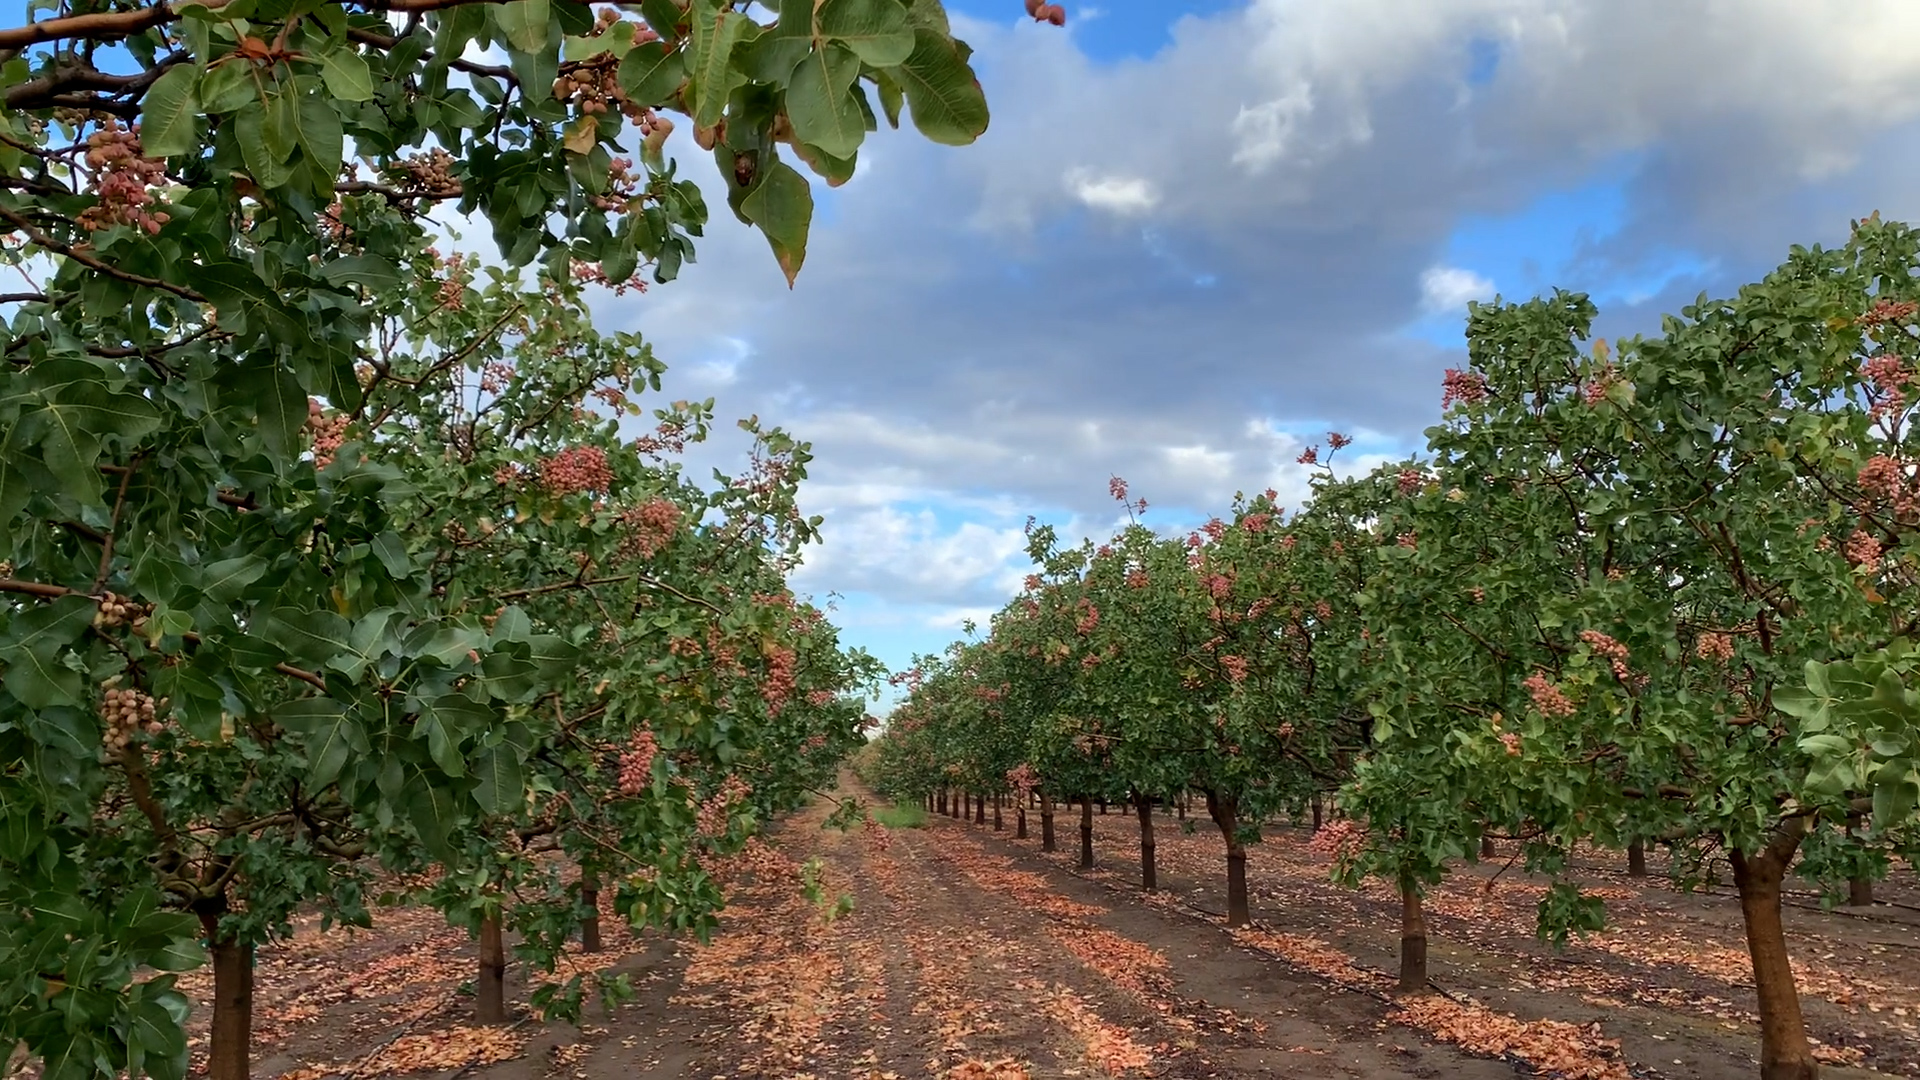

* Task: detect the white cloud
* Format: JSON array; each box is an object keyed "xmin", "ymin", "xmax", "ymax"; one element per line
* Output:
[
  {"xmin": 1066, "ymin": 169, "xmax": 1161, "ymax": 216},
  {"xmin": 1420, "ymin": 265, "xmax": 1497, "ymax": 312}
]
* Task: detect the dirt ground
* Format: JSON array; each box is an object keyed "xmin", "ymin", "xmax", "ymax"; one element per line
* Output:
[{"xmin": 148, "ymin": 783, "xmax": 1920, "ymax": 1080}]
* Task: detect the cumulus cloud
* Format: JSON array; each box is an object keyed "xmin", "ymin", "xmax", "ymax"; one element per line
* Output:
[
  {"xmin": 1066, "ymin": 169, "xmax": 1161, "ymax": 216},
  {"xmin": 1420, "ymin": 266, "xmax": 1497, "ymax": 312},
  {"xmin": 594, "ymin": 0, "xmax": 1920, "ymax": 672}
]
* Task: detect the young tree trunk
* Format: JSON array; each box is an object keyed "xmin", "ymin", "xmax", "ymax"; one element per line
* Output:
[
  {"xmin": 1480, "ymin": 830, "xmax": 1496, "ymax": 859},
  {"xmin": 1040, "ymin": 791, "xmax": 1057, "ymax": 852},
  {"xmin": 1398, "ymin": 875, "xmax": 1428, "ymax": 993},
  {"xmin": 937, "ymin": 790, "xmax": 947, "ymax": 816},
  {"xmin": 203, "ymin": 913, "xmax": 254, "ymax": 1080},
  {"xmin": 1176, "ymin": 793, "xmax": 1185, "ymax": 820},
  {"xmin": 1846, "ymin": 812, "xmax": 1872, "ymax": 906},
  {"xmin": 1627, "ymin": 839, "xmax": 1648, "ymax": 878},
  {"xmin": 1016, "ymin": 802, "xmax": 1028, "ymax": 839},
  {"xmin": 477, "ymin": 911, "xmax": 508, "ymax": 1024},
  {"xmin": 1133, "ymin": 792, "xmax": 1156, "ymax": 891},
  {"xmin": 1205, "ymin": 789, "xmax": 1250, "ymax": 927},
  {"xmin": 1730, "ymin": 831, "xmax": 1819, "ymax": 1080},
  {"xmin": 580, "ymin": 870, "xmax": 603, "ymax": 954},
  {"xmin": 993, "ymin": 793, "xmax": 1003, "ymax": 831},
  {"xmin": 974, "ymin": 792, "xmax": 986, "ymax": 825},
  {"xmin": 1098, "ymin": 799, "xmax": 1108, "ymax": 815},
  {"xmin": 1310, "ymin": 793, "xmax": 1322, "ymax": 831},
  {"xmin": 1079, "ymin": 796, "xmax": 1095, "ymax": 869}
]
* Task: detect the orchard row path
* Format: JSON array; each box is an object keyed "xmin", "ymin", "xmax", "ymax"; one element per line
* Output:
[{"xmin": 229, "ymin": 781, "xmax": 1916, "ymax": 1080}]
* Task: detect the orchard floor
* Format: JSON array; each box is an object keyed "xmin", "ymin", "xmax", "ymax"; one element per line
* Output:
[{"xmin": 200, "ymin": 786, "xmax": 1920, "ymax": 1080}]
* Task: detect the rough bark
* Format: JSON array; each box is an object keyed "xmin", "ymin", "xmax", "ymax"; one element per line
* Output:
[
  {"xmin": 1016, "ymin": 802, "xmax": 1028, "ymax": 839},
  {"xmin": 1133, "ymin": 792, "xmax": 1157, "ymax": 891},
  {"xmin": 203, "ymin": 915, "xmax": 254, "ymax": 1080},
  {"xmin": 1079, "ymin": 796, "xmax": 1095, "ymax": 869},
  {"xmin": 1627, "ymin": 840, "xmax": 1648, "ymax": 878},
  {"xmin": 974, "ymin": 792, "xmax": 986, "ymax": 825},
  {"xmin": 580, "ymin": 870, "xmax": 603, "ymax": 953},
  {"xmin": 1730, "ymin": 824, "xmax": 1819, "ymax": 1080},
  {"xmin": 993, "ymin": 793, "xmax": 1002, "ymax": 831},
  {"xmin": 1480, "ymin": 830, "xmax": 1496, "ymax": 859},
  {"xmin": 477, "ymin": 911, "xmax": 508, "ymax": 1024},
  {"xmin": 1310, "ymin": 793, "xmax": 1321, "ymax": 831},
  {"xmin": 1205, "ymin": 789, "xmax": 1250, "ymax": 927},
  {"xmin": 1040, "ymin": 791, "xmax": 1056, "ymax": 852},
  {"xmin": 1398, "ymin": 875, "xmax": 1428, "ymax": 993}
]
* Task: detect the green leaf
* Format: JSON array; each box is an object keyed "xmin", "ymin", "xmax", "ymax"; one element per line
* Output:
[
  {"xmin": 316, "ymin": 47, "xmax": 375, "ymax": 101},
  {"xmin": 739, "ymin": 158, "xmax": 812, "ymax": 286},
  {"xmin": 371, "ymin": 532, "xmax": 411, "ymax": 579},
  {"xmin": 891, "ymin": 27, "xmax": 987, "ymax": 145},
  {"xmin": 471, "ymin": 745, "xmax": 524, "ymax": 815},
  {"xmin": 198, "ymin": 60, "xmax": 258, "ymax": 114},
  {"xmin": 293, "ymin": 93, "xmax": 344, "ymax": 192},
  {"xmin": 617, "ymin": 41, "xmax": 686, "ymax": 107},
  {"xmin": 785, "ymin": 42, "xmax": 864, "ymax": 158},
  {"xmin": 318, "ymin": 253, "xmax": 403, "ymax": 292},
  {"xmin": 259, "ymin": 606, "xmax": 354, "ymax": 666},
  {"xmin": 276, "ymin": 697, "xmax": 364, "ymax": 788},
  {"xmin": 688, "ymin": 8, "xmax": 751, "ymax": 129},
  {"xmin": 199, "ymin": 554, "xmax": 268, "ymax": 603},
  {"xmin": 875, "ymin": 68, "xmax": 904, "ymax": 128},
  {"xmin": 235, "ymin": 100, "xmax": 294, "ymax": 188},
  {"xmin": 818, "ymin": 0, "xmax": 914, "ymax": 66},
  {"xmin": 496, "ymin": 0, "xmax": 552, "ymax": 53},
  {"xmin": 408, "ymin": 782, "xmax": 462, "ymax": 863},
  {"xmin": 140, "ymin": 64, "xmax": 202, "ymax": 157}
]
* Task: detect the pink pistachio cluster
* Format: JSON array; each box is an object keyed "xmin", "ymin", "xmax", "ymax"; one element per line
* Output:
[
  {"xmin": 1845, "ymin": 529, "xmax": 1884, "ymax": 569},
  {"xmin": 1583, "ymin": 365, "xmax": 1618, "ymax": 406},
  {"xmin": 478, "ymin": 360, "xmax": 515, "ymax": 395},
  {"xmin": 695, "ymin": 776, "xmax": 751, "ymax": 838},
  {"xmin": 1522, "ymin": 672, "xmax": 1576, "ymax": 718},
  {"xmin": 1396, "ymin": 468, "xmax": 1424, "ymax": 496},
  {"xmin": 1006, "ymin": 762, "xmax": 1039, "ymax": 795},
  {"xmin": 1441, "ymin": 368, "xmax": 1489, "ymax": 409},
  {"xmin": 617, "ymin": 496, "xmax": 680, "ymax": 560},
  {"xmin": 1695, "ymin": 632, "xmax": 1734, "ymax": 663},
  {"xmin": 1307, "ymin": 818, "xmax": 1367, "ymax": 861},
  {"xmin": 1219, "ymin": 654, "xmax": 1250, "ymax": 683},
  {"xmin": 539, "ymin": 445, "xmax": 614, "ymax": 495},
  {"xmin": 761, "ymin": 644, "xmax": 797, "ymax": 715},
  {"xmin": 1578, "ymin": 629, "xmax": 1640, "ymax": 687},
  {"xmin": 1858, "ymin": 454, "xmax": 1920, "ymax": 518},
  {"xmin": 616, "ymin": 727, "xmax": 659, "ymax": 795},
  {"xmin": 306, "ymin": 400, "xmax": 349, "ymax": 468},
  {"xmin": 1857, "ymin": 297, "xmax": 1920, "ymax": 328},
  {"xmin": 1242, "ymin": 511, "xmax": 1271, "ymax": 533},
  {"xmin": 78, "ymin": 121, "xmax": 170, "ymax": 235}
]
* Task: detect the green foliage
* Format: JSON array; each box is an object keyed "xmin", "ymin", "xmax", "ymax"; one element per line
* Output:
[
  {"xmin": 0, "ymin": 0, "xmax": 979, "ymax": 1072},
  {"xmin": 869, "ymin": 803, "xmax": 926, "ymax": 828}
]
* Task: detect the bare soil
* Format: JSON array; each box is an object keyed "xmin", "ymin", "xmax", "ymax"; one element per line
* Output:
[{"xmin": 143, "ymin": 785, "xmax": 1920, "ymax": 1080}]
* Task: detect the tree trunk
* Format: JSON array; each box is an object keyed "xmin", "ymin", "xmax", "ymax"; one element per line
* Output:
[
  {"xmin": 1311, "ymin": 793, "xmax": 1321, "ymax": 831},
  {"xmin": 1176, "ymin": 793, "xmax": 1185, "ymax": 820},
  {"xmin": 1079, "ymin": 796, "xmax": 1095, "ymax": 869},
  {"xmin": 203, "ymin": 914, "xmax": 254, "ymax": 1080},
  {"xmin": 1628, "ymin": 839, "xmax": 1648, "ymax": 878},
  {"xmin": 1040, "ymin": 791, "xmax": 1056, "ymax": 852},
  {"xmin": 477, "ymin": 910, "xmax": 508, "ymax": 1024},
  {"xmin": 1205, "ymin": 789, "xmax": 1250, "ymax": 927},
  {"xmin": 1398, "ymin": 875, "xmax": 1428, "ymax": 993},
  {"xmin": 1016, "ymin": 802, "xmax": 1028, "ymax": 839},
  {"xmin": 993, "ymin": 793, "xmax": 1003, "ymax": 831},
  {"xmin": 937, "ymin": 789, "xmax": 947, "ymax": 816},
  {"xmin": 580, "ymin": 870, "xmax": 603, "ymax": 954},
  {"xmin": 975, "ymin": 792, "xmax": 986, "ymax": 825},
  {"xmin": 1134, "ymin": 792, "xmax": 1156, "ymax": 891},
  {"xmin": 1098, "ymin": 799, "xmax": 1108, "ymax": 815},
  {"xmin": 1730, "ymin": 833, "xmax": 1819, "ymax": 1080},
  {"xmin": 1846, "ymin": 812, "xmax": 1872, "ymax": 906},
  {"xmin": 1480, "ymin": 830, "xmax": 1496, "ymax": 859}
]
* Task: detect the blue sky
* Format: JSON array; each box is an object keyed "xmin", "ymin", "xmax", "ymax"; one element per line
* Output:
[{"xmin": 577, "ymin": 0, "xmax": 1920, "ymax": 706}]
